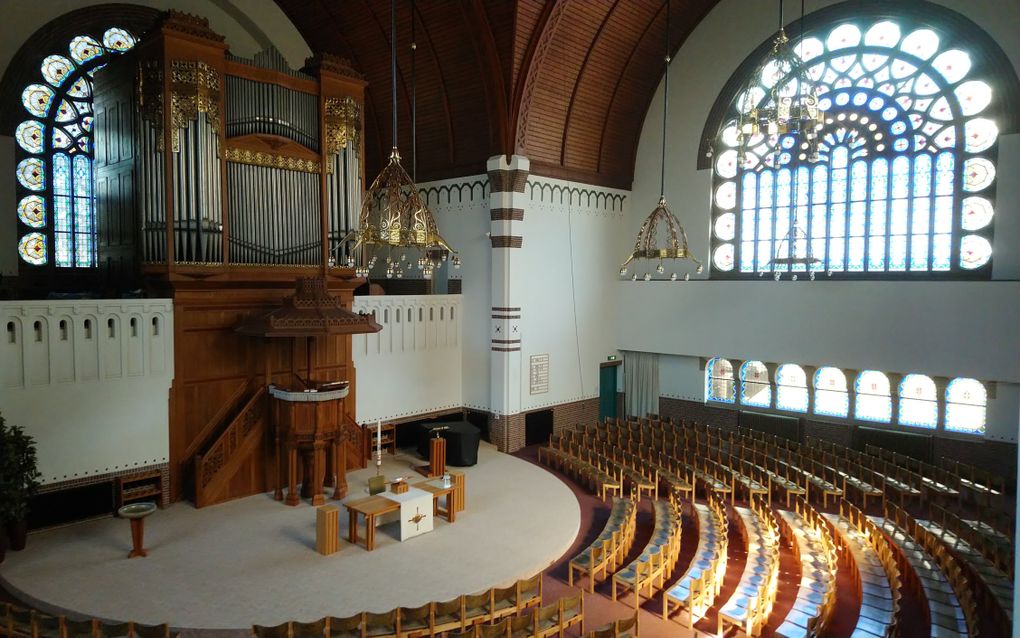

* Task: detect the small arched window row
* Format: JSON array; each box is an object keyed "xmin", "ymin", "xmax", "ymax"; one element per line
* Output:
[
  {"xmin": 703, "ymin": 8, "xmax": 1020, "ymax": 279},
  {"xmin": 704, "ymin": 357, "xmax": 987, "ymax": 435}
]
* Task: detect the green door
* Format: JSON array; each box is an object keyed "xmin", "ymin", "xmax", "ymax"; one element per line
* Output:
[{"xmin": 599, "ymin": 364, "xmax": 618, "ymax": 422}]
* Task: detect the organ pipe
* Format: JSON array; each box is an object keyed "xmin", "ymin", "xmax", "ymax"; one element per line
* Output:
[{"xmin": 97, "ymin": 12, "xmax": 364, "ymax": 271}]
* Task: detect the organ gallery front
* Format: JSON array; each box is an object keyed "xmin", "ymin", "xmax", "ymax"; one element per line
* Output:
[{"xmin": 89, "ymin": 11, "xmax": 373, "ymax": 504}]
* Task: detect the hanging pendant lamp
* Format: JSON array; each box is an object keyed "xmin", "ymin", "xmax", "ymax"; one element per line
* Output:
[
  {"xmin": 620, "ymin": 0, "xmax": 702, "ymax": 282},
  {"xmin": 340, "ymin": 0, "xmax": 459, "ymax": 279}
]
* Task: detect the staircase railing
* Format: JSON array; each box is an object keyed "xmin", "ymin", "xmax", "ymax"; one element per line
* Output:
[{"xmin": 194, "ymin": 384, "xmax": 268, "ymax": 508}]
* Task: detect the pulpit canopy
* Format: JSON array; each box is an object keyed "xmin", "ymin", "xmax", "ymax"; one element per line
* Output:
[{"xmin": 236, "ymin": 277, "xmax": 382, "ymax": 338}]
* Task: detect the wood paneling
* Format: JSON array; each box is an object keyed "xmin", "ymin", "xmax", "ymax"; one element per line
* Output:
[
  {"xmin": 166, "ymin": 274, "xmax": 364, "ymax": 502},
  {"xmin": 275, "ymin": 0, "xmax": 722, "ymax": 189}
]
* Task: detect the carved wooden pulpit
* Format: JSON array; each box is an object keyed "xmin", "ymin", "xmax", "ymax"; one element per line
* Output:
[{"xmin": 237, "ymin": 277, "xmax": 381, "ymax": 505}]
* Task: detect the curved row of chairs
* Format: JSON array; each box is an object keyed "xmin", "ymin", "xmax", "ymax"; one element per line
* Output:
[
  {"xmin": 920, "ymin": 503, "xmax": 1013, "ymax": 621},
  {"xmin": 823, "ymin": 499, "xmax": 902, "ymax": 638},
  {"xmin": 717, "ymin": 494, "xmax": 781, "ymax": 637},
  {"xmin": 878, "ymin": 503, "xmax": 979, "ymax": 637},
  {"xmin": 568, "ymin": 497, "xmax": 637, "ymax": 592},
  {"xmin": 438, "ymin": 594, "xmax": 583, "ymax": 638},
  {"xmin": 548, "ymin": 416, "xmax": 1012, "ymax": 637},
  {"xmin": 774, "ymin": 497, "xmax": 838, "ymax": 638},
  {"xmin": 0, "ymin": 609, "xmax": 169, "ymax": 638},
  {"xmin": 251, "ymin": 574, "xmax": 544, "ymax": 638},
  {"xmin": 660, "ymin": 491, "xmax": 728, "ymax": 628},
  {"xmin": 611, "ymin": 499, "xmax": 682, "ymax": 609},
  {"xmin": 536, "ymin": 446, "xmax": 621, "ymax": 501}
]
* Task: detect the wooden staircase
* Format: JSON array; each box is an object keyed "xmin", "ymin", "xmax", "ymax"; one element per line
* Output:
[{"xmin": 192, "ymin": 381, "xmax": 269, "ymax": 508}]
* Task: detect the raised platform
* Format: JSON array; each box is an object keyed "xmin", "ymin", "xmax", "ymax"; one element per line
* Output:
[{"xmin": 0, "ymin": 442, "xmax": 580, "ymax": 630}]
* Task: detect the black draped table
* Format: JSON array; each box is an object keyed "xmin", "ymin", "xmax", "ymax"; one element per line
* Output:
[{"xmin": 417, "ymin": 421, "xmax": 481, "ymax": 466}]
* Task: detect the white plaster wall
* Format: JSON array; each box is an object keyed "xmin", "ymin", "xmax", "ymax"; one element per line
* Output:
[
  {"xmin": 518, "ymin": 177, "xmax": 627, "ymax": 412},
  {"xmin": 625, "ymin": 0, "xmax": 1020, "ymax": 439},
  {"xmin": 0, "ymin": 300, "xmax": 173, "ymax": 484},
  {"xmin": 420, "ymin": 176, "xmax": 492, "ymax": 413},
  {"xmin": 0, "ymin": 0, "xmax": 312, "ymax": 75},
  {"xmin": 352, "ymin": 295, "xmax": 463, "ymax": 424}
]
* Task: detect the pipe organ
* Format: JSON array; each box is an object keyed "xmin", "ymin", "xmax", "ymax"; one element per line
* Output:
[{"xmin": 93, "ymin": 11, "xmax": 364, "ymax": 276}]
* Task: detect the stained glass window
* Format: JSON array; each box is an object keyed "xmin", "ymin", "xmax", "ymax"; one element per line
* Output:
[
  {"xmin": 898, "ymin": 374, "xmax": 937, "ymax": 428},
  {"xmin": 711, "ymin": 17, "xmax": 999, "ymax": 277},
  {"xmin": 814, "ymin": 367, "xmax": 849, "ymax": 417},
  {"xmin": 740, "ymin": 361, "xmax": 771, "ymax": 407},
  {"xmin": 945, "ymin": 378, "xmax": 986, "ymax": 434},
  {"xmin": 706, "ymin": 357, "xmax": 736, "ymax": 403},
  {"xmin": 776, "ymin": 364, "xmax": 808, "ymax": 412},
  {"xmin": 855, "ymin": 370, "xmax": 892, "ymax": 422},
  {"xmin": 14, "ymin": 27, "xmax": 136, "ymax": 267}
]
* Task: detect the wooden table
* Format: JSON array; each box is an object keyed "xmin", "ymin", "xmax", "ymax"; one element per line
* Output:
[
  {"xmin": 414, "ymin": 479, "xmax": 458, "ymax": 523},
  {"xmin": 345, "ymin": 495, "xmax": 399, "ymax": 551}
]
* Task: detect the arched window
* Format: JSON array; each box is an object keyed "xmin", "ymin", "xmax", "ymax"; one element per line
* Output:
[
  {"xmin": 740, "ymin": 361, "xmax": 771, "ymax": 407},
  {"xmin": 14, "ymin": 28, "xmax": 137, "ymax": 267},
  {"xmin": 945, "ymin": 378, "xmax": 986, "ymax": 434},
  {"xmin": 898, "ymin": 373, "xmax": 937, "ymax": 428},
  {"xmin": 706, "ymin": 357, "xmax": 735, "ymax": 403},
  {"xmin": 855, "ymin": 370, "xmax": 892, "ymax": 422},
  {"xmin": 776, "ymin": 364, "xmax": 808, "ymax": 412},
  {"xmin": 706, "ymin": 9, "xmax": 1019, "ymax": 278},
  {"xmin": 813, "ymin": 366, "xmax": 849, "ymax": 417}
]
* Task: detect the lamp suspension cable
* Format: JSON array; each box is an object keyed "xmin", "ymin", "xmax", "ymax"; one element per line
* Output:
[
  {"xmin": 659, "ymin": 0, "xmax": 669, "ymax": 199},
  {"xmin": 391, "ymin": 0, "xmax": 398, "ymax": 152},
  {"xmin": 411, "ymin": 0, "xmax": 417, "ymax": 181}
]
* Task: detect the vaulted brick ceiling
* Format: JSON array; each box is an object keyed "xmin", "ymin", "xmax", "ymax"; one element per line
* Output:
[{"xmin": 276, "ymin": 0, "xmax": 719, "ymax": 189}]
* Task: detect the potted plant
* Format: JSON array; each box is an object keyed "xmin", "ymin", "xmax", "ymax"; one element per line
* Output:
[{"xmin": 0, "ymin": 413, "xmax": 41, "ymax": 551}]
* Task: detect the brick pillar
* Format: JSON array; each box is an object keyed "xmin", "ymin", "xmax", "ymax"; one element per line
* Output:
[{"xmin": 487, "ymin": 155, "xmax": 529, "ymax": 452}]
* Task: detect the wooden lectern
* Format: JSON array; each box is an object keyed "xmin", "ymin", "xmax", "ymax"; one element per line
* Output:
[{"xmin": 427, "ymin": 436, "xmax": 446, "ymax": 478}]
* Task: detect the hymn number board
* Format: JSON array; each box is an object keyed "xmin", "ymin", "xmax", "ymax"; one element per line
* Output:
[{"xmin": 530, "ymin": 354, "xmax": 550, "ymax": 395}]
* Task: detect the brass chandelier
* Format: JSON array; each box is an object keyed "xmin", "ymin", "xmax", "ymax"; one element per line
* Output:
[
  {"xmin": 339, "ymin": 0, "xmax": 459, "ymax": 279},
  {"xmin": 735, "ymin": 0, "xmax": 823, "ymax": 165},
  {"xmin": 739, "ymin": 0, "xmax": 826, "ymax": 281},
  {"xmin": 620, "ymin": 0, "xmax": 702, "ymax": 282}
]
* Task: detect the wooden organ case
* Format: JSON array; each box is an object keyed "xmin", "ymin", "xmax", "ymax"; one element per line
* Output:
[{"xmin": 91, "ymin": 12, "xmax": 371, "ymax": 506}]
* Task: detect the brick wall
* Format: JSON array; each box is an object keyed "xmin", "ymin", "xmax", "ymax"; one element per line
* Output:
[
  {"xmin": 551, "ymin": 398, "xmax": 599, "ymax": 434},
  {"xmin": 659, "ymin": 397, "xmax": 739, "ymax": 430},
  {"xmin": 651, "ymin": 395, "xmax": 1015, "ymax": 486},
  {"xmin": 487, "ymin": 398, "xmax": 600, "ymax": 453}
]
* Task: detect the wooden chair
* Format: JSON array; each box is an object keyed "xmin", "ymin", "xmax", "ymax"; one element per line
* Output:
[
  {"xmin": 327, "ymin": 614, "xmax": 362, "ymax": 638},
  {"xmin": 557, "ymin": 594, "xmax": 584, "ymax": 638},
  {"xmin": 254, "ymin": 622, "xmax": 293, "ymax": 638},
  {"xmin": 95, "ymin": 623, "xmax": 131, "ymax": 638},
  {"xmin": 477, "ymin": 619, "xmax": 509, "ymax": 638},
  {"xmin": 515, "ymin": 574, "xmax": 543, "ymax": 611},
  {"xmin": 432, "ymin": 598, "xmax": 463, "ymax": 635},
  {"xmin": 462, "ymin": 592, "xmax": 491, "ymax": 626},
  {"xmin": 363, "ymin": 611, "xmax": 397, "ymax": 638},
  {"xmin": 9, "ymin": 606, "xmax": 32, "ymax": 638},
  {"xmin": 396, "ymin": 604, "xmax": 431, "ymax": 638},
  {"xmin": 63, "ymin": 619, "xmax": 97, "ymax": 638},
  {"xmin": 130, "ymin": 625, "xmax": 169, "ymax": 638},
  {"xmin": 533, "ymin": 603, "xmax": 559, "ymax": 638},
  {"xmin": 33, "ymin": 616, "xmax": 60, "ymax": 638},
  {"xmin": 508, "ymin": 610, "xmax": 534, "ymax": 638}
]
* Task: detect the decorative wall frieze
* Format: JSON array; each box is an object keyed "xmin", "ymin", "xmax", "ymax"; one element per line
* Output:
[{"xmin": 170, "ymin": 59, "xmax": 222, "ymax": 152}]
